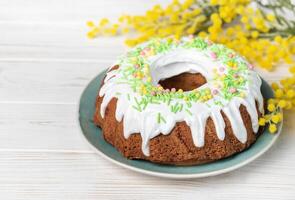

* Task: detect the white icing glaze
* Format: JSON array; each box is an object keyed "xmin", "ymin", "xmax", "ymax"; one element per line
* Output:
[{"xmin": 98, "ymin": 41, "xmax": 264, "ymax": 156}]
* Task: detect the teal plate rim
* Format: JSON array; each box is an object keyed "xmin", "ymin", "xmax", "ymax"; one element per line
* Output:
[{"xmin": 78, "ymin": 70, "xmax": 283, "ymax": 179}]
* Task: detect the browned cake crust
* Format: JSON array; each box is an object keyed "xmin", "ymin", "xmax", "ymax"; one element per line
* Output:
[{"xmin": 93, "ymin": 66, "xmax": 264, "ymax": 165}]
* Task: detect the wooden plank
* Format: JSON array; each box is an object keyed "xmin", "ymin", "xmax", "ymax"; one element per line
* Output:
[
  {"xmin": 0, "ymin": 0, "xmax": 167, "ymax": 23},
  {"xmin": 0, "ymin": 103, "xmax": 89, "ymax": 151},
  {"xmin": 0, "ymin": 151, "xmax": 294, "ymax": 200},
  {"xmin": 0, "ymin": 61, "xmax": 107, "ymax": 103}
]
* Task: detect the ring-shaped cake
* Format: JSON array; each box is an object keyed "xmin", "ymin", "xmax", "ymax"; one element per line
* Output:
[{"xmin": 94, "ymin": 37, "xmax": 264, "ymax": 165}]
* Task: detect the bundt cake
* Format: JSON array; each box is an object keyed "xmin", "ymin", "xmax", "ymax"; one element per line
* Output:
[{"xmin": 94, "ymin": 36, "xmax": 264, "ymax": 165}]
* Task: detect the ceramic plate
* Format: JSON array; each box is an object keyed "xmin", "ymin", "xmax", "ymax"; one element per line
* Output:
[{"xmin": 78, "ymin": 70, "xmax": 282, "ymax": 179}]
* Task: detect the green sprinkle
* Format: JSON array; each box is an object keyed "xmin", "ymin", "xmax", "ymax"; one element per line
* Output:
[
  {"xmin": 157, "ymin": 113, "xmax": 166, "ymax": 124},
  {"xmin": 186, "ymin": 101, "xmax": 192, "ymax": 108},
  {"xmin": 116, "ymin": 81, "xmax": 130, "ymax": 84},
  {"xmin": 160, "ymin": 115, "xmax": 166, "ymax": 123},
  {"xmin": 132, "ymin": 105, "xmax": 141, "ymax": 112},
  {"xmin": 113, "ymin": 37, "xmax": 250, "ymax": 110},
  {"xmin": 170, "ymin": 104, "xmax": 178, "ymax": 113},
  {"xmin": 134, "ymin": 97, "xmax": 140, "ymax": 105},
  {"xmin": 157, "ymin": 113, "xmax": 161, "ymax": 124},
  {"xmin": 127, "ymin": 93, "xmax": 130, "ymax": 100},
  {"xmin": 167, "ymin": 97, "xmax": 172, "ymax": 106},
  {"xmin": 170, "ymin": 102, "xmax": 182, "ymax": 113},
  {"xmin": 214, "ymin": 101, "xmax": 224, "ymax": 106},
  {"xmin": 133, "ymin": 97, "xmax": 142, "ymax": 112},
  {"xmin": 185, "ymin": 109, "xmax": 193, "ymax": 116},
  {"xmin": 179, "ymin": 103, "xmax": 183, "ymax": 112},
  {"xmin": 150, "ymin": 100, "xmax": 161, "ymax": 104}
]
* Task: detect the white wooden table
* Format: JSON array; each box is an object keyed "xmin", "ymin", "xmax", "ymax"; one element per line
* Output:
[{"xmin": 1, "ymin": 1, "xmax": 295, "ymax": 199}]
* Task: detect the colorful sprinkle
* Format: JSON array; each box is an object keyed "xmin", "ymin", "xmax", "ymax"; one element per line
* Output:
[
  {"xmin": 114, "ymin": 37, "xmax": 249, "ymax": 113},
  {"xmin": 247, "ymin": 63, "xmax": 254, "ymax": 70},
  {"xmin": 212, "ymin": 89, "xmax": 219, "ymax": 95},
  {"xmin": 210, "ymin": 52, "xmax": 217, "ymax": 60},
  {"xmin": 229, "ymin": 87, "xmax": 237, "ymax": 93}
]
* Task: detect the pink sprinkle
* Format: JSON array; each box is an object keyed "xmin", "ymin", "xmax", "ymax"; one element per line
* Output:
[
  {"xmin": 248, "ymin": 63, "xmax": 254, "ymax": 70},
  {"xmin": 229, "ymin": 88, "xmax": 237, "ymax": 93},
  {"xmin": 135, "ymin": 64, "xmax": 140, "ymax": 68},
  {"xmin": 140, "ymin": 51, "xmax": 145, "ymax": 56},
  {"xmin": 212, "ymin": 89, "xmax": 218, "ymax": 95},
  {"xmin": 171, "ymin": 88, "xmax": 176, "ymax": 92},
  {"xmin": 188, "ymin": 34, "xmax": 194, "ymax": 39},
  {"xmin": 157, "ymin": 90, "xmax": 163, "ymax": 95},
  {"xmin": 210, "ymin": 52, "xmax": 217, "ymax": 60},
  {"xmin": 165, "ymin": 89, "xmax": 170, "ymax": 93},
  {"xmin": 228, "ymin": 53, "xmax": 234, "ymax": 58},
  {"xmin": 151, "ymin": 91, "xmax": 156, "ymax": 96},
  {"xmin": 233, "ymin": 73, "xmax": 239, "ymax": 78},
  {"xmin": 219, "ymin": 67, "xmax": 225, "ymax": 72},
  {"xmin": 206, "ymin": 40, "xmax": 213, "ymax": 46}
]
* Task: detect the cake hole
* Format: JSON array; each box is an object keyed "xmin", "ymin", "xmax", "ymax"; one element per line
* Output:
[{"xmin": 159, "ymin": 72, "xmax": 207, "ymax": 91}]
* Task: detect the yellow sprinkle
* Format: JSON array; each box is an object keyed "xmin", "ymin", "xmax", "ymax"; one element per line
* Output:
[
  {"xmin": 137, "ymin": 72, "xmax": 144, "ymax": 79},
  {"xmin": 178, "ymin": 89, "xmax": 183, "ymax": 93},
  {"xmin": 167, "ymin": 37, "xmax": 173, "ymax": 44},
  {"xmin": 131, "ymin": 57, "xmax": 137, "ymax": 63},
  {"xmin": 239, "ymin": 92, "xmax": 245, "ymax": 98},
  {"xmin": 147, "ymin": 77, "xmax": 152, "ymax": 83},
  {"xmin": 142, "ymin": 88, "xmax": 147, "ymax": 95}
]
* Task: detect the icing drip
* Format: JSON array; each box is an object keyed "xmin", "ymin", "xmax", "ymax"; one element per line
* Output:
[
  {"xmin": 98, "ymin": 38, "xmax": 264, "ymax": 156},
  {"xmin": 210, "ymin": 109, "xmax": 226, "ymax": 140},
  {"xmin": 222, "ymin": 99, "xmax": 248, "ymax": 143}
]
